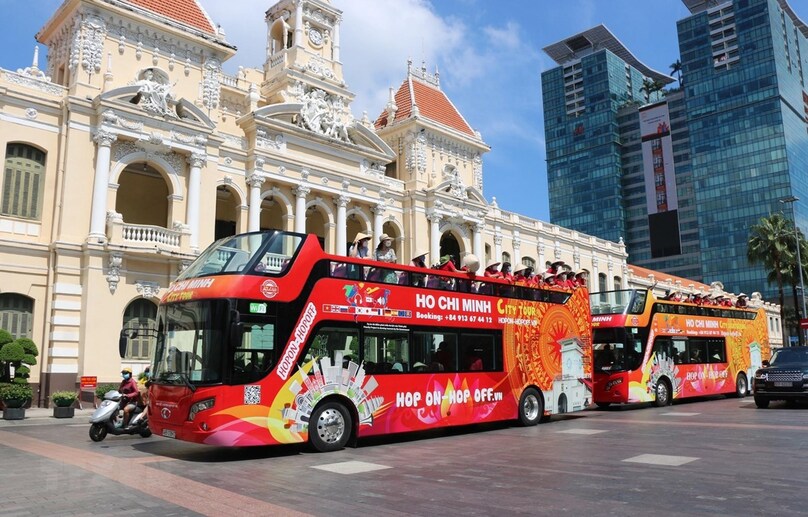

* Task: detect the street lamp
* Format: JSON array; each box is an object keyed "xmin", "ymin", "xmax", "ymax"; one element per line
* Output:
[{"xmin": 780, "ymin": 195, "xmax": 807, "ymax": 346}]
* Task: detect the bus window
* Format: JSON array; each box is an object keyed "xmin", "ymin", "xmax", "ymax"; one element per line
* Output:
[
  {"xmin": 653, "ymin": 337, "xmax": 673, "ymax": 362},
  {"xmin": 364, "ymin": 328, "xmax": 409, "ymax": 373},
  {"xmin": 232, "ymin": 320, "xmax": 276, "ymax": 384},
  {"xmin": 302, "ymin": 327, "xmax": 359, "ymax": 371},
  {"xmin": 687, "ymin": 339, "xmax": 708, "ymax": 364},
  {"xmin": 459, "ymin": 333, "xmax": 500, "ymax": 372},
  {"xmin": 706, "ymin": 338, "xmax": 726, "ymax": 363},
  {"xmin": 672, "ymin": 339, "xmax": 687, "ymax": 364}
]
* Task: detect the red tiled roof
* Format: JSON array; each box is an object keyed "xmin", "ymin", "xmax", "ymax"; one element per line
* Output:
[
  {"xmin": 124, "ymin": 0, "xmax": 216, "ymax": 34},
  {"xmin": 375, "ymin": 77, "xmax": 476, "ymax": 137},
  {"xmin": 628, "ymin": 264, "xmax": 710, "ymax": 291}
]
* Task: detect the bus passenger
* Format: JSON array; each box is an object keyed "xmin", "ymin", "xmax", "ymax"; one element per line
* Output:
[
  {"xmin": 501, "ymin": 262, "xmax": 513, "ymax": 281},
  {"xmin": 483, "ymin": 260, "xmax": 502, "ymax": 278},
  {"xmin": 736, "ymin": 293, "xmax": 747, "ymax": 308},
  {"xmin": 349, "ymin": 232, "xmax": 371, "ymax": 259},
  {"xmin": 375, "ymin": 234, "xmax": 397, "ymax": 264},
  {"xmin": 411, "ymin": 250, "xmax": 429, "ymax": 287},
  {"xmin": 514, "ymin": 265, "xmax": 533, "ymax": 284}
]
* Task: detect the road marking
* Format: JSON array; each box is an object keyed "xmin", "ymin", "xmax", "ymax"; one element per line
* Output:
[
  {"xmin": 660, "ymin": 412, "xmax": 700, "ymax": 416},
  {"xmin": 593, "ymin": 417, "xmax": 808, "ymax": 431},
  {"xmin": 312, "ymin": 460, "xmax": 391, "ymax": 475},
  {"xmin": 556, "ymin": 429, "xmax": 608, "ymax": 435},
  {"xmin": 623, "ymin": 454, "xmax": 699, "ymax": 466},
  {"xmin": 0, "ymin": 430, "xmax": 309, "ymax": 516}
]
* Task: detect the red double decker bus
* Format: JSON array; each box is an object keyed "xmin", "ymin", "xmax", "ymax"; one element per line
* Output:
[
  {"xmin": 591, "ymin": 289, "xmax": 770, "ymax": 408},
  {"xmin": 148, "ymin": 231, "xmax": 592, "ymax": 451}
]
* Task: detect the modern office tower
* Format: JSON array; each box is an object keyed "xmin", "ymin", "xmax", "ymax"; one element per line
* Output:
[
  {"xmin": 542, "ymin": 25, "xmax": 674, "ymax": 245},
  {"xmin": 676, "ymin": 0, "xmax": 808, "ymax": 298},
  {"xmin": 543, "ymin": 0, "xmax": 808, "ymax": 299}
]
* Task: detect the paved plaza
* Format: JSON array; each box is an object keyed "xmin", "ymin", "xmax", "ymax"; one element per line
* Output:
[{"xmin": 1, "ymin": 397, "xmax": 808, "ymax": 516}]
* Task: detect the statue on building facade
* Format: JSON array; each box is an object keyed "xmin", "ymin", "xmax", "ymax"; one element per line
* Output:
[{"xmin": 134, "ymin": 68, "xmax": 176, "ymax": 118}]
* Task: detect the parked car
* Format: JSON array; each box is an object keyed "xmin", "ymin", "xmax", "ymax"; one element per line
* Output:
[{"xmin": 753, "ymin": 346, "xmax": 808, "ymax": 408}]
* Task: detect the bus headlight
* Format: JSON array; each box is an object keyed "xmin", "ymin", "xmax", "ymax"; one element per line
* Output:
[{"xmin": 189, "ymin": 398, "xmax": 215, "ymax": 421}]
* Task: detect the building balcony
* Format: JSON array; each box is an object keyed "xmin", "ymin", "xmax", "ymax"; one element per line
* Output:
[{"xmin": 106, "ymin": 212, "xmax": 190, "ymax": 253}]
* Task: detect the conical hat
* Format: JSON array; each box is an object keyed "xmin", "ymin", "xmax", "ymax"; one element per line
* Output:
[{"xmin": 353, "ymin": 232, "xmax": 371, "ymax": 243}]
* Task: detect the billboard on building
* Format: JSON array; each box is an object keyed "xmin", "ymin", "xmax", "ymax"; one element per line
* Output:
[{"xmin": 639, "ymin": 102, "xmax": 681, "ymax": 258}]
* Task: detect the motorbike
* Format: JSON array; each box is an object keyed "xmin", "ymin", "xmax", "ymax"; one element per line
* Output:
[{"xmin": 89, "ymin": 390, "xmax": 152, "ymax": 442}]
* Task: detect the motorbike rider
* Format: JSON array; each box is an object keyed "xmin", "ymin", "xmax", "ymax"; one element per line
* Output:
[{"xmin": 119, "ymin": 368, "xmax": 140, "ymax": 427}]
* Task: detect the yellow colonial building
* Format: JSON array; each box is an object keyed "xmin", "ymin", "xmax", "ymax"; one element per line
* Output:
[{"xmin": 11, "ymin": 0, "xmax": 772, "ymax": 406}]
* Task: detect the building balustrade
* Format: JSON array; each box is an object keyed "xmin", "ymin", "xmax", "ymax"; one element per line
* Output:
[{"xmin": 106, "ymin": 214, "xmax": 189, "ymax": 251}]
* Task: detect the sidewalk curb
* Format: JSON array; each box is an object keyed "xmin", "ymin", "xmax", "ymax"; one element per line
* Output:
[{"xmin": 0, "ymin": 408, "xmax": 97, "ymax": 428}]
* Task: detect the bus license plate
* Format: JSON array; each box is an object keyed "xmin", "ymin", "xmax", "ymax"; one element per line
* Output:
[
  {"xmin": 774, "ymin": 382, "xmax": 792, "ymax": 387},
  {"xmin": 162, "ymin": 429, "xmax": 176, "ymax": 438}
]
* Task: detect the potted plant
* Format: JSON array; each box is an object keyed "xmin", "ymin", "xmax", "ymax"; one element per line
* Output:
[
  {"xmin": 1, "ymin": 383, "xmax": 33, "ymax": 420},
  {"xmin": 51, "ymin": 391, "xmax": 78, "ymax": 418}
]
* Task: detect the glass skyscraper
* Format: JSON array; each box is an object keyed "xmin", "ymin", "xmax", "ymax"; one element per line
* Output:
[{"xmin": 542, "ymin": 0, "xmax": 808, "ymax": 300}]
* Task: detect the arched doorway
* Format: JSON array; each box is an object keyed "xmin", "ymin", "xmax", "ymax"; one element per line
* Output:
[
  {"xmin": 121, "ymin": 299, "xmax": 157, "ymax": 360},
  {"xmin": 115, "ymin": 162, "xmax": 169, "ymax": 226},
  {"xmin": 215, "ymin": 185, "xmax": 241, "ymax": 240},
  {"xmin": 259, "ymin": 194, "xmax": 285, "ymax": 231},
  {"xmin": 305, "ymin": 205, "xmax": 327, "ymax": 249},
  {"xmin": 440, "ymin": 232, "xmax": 461, "ymax": 268}
]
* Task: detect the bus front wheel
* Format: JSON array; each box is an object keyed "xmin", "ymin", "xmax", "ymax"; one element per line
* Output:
[
  {"xmin": 309, "ymin": 401, "xmax": 352, "ymax": 452},
  {"xmin": 653, "ymin": 378, "xmax": 671, "ymax": 407},
  {"xmin": 518, "ymin": 388, "xmax": 543, "ymax": 426}
]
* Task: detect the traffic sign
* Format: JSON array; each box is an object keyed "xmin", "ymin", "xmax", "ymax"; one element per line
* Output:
[{"xmin": 800, "ymin": 318, "xmax": 808, "ymax": 329}]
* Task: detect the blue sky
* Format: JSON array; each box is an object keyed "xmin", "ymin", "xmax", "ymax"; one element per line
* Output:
[{"xmin": 3, "ymin": 0, "xmax": 807, "ymax": 224}]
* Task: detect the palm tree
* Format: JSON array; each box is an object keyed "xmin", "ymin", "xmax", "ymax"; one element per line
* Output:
[
  {"xmin": 640, "ymin": 78, "xmax": 655, "ymax": 102},
  {"xmin": 747, "ymin": 213, "xmax": 791, "ymax": 340},
  {"xmin": 670, "ymin": 60, "xmax": 682, "ymax": 85}
]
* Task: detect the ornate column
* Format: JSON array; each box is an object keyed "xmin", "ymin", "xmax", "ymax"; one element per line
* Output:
[
  {"xmin": 372, "ymin": 203, "xmax": 385, "ymax": 244},
  {"xmin": 293, "ymin": 185, "xmax": 310, "ymax": 234},
  {"xmin": 89, "ymin": 129, "xmax": 117, "ymax": 241},
  {"xmin": 247, "ymin": 174, "xmax": 264, "ymax": 232},
  {"xmin": 335, "ymin": 195, "xmax": 348, "ymax": 256},
  {"xmin": 537, "ymin": 239, "xmax": 545, "ymax": 270},
  {"xmin": 429, "ymin": 213, "xmax": 442, "ymax": 263},
  {"xmin": 333, "ymin": 16, "xmax": 341, "ymax": 62},
  {"xmin": 494, "ymin": 231, "xmax": 502, "ymax": 264},
  {"xmin": 607, "ymin": 258, "xmax": 615, "ymax": 290},
  {"xmin": 186, "ymin": 152, "xmax": 205, "ymax": 250},
  {"xmin": 472, "ymin": 223, "xmax": 483, "ymax": 263},
  {"xmin": 512, "ymin": 231, "xmax": 521, "ymax": 266},
  {"xmin": 294, "ymin": 0, "xmax": 304, "ymax": 47}
]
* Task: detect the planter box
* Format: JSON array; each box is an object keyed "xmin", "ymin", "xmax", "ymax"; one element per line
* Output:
[
  {"xmin": 53, "ymin": 406, "xmax": 75, "ymax": 418},
  {"xmin": 2, "ymin": 407, "xmax": 25, "ymax": 420}
]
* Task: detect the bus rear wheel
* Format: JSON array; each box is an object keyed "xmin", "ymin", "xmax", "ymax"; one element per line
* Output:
[
  {"xmin": 653, "ymin": 378, "xmax": 671, "ymax": 407},
  {"xmin": 518, "ymin": 388, "xmax": 543, "ymax": 426},
  {"xmin": 733, "ymin": 374, "xmax": 748, "ymax": 398},
  {"xmin": 558, "ymin": 394, "xmax": 568, "ymax": 414},
  {"xmin": 309, "ymin": 401, "xmax": 352, "ymax": 452}
]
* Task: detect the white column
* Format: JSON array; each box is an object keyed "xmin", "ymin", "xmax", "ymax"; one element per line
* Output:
[
  {"xmin": 472, "ymin": 223, "xmax": 483, "ymax": 263},
  {"xmin": 494, "ymin": 232, "xmax": 502, "ymax": 264},
  {"xmin": 294, "ymin": 0, "xmax": 304, "ymax": 47},
  {"xmin": 513, "ymin": 231, "xmax": 521, "ymax": 266},
  {"xmin": 293, "ymin": 185, "xmax": 310, "ymax": 234},
  {"xmin": 336, "ymin": 195, "xmax": 348, "ymax": 256},
  {"xmin": 186, "ymin": 152, "xmax": 205, "ymax": 250},
  {"xmin": 537, "ymin": 239, "xmax": 546, "ymax": 270},
  {"xmin": 429, "ymin": 213, "xmax": 442, "ymax": 263},
  {"xmin": 247, "ymin": 174, "xmax": 264, "ymax": 232},
  {"xmin": 607, "ymin": 259, "xmax": 615, "ymax": 290},
  {"xmin": 332, "ymin": 16, "xmax": 341, "ymax": 62},
  {"xmin": 372, "ymin": 203, "xmax": 385, "ymax": 244},
  {"xmin": 89, "ymin": 129, "xmax": 117, "ymax": 241}
]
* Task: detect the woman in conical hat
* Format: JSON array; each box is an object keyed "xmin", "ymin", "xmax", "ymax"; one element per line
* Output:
[
  {"xmin": 411, "ymin": 249, "xmax": 429, "ymax": 268},
  {"xmin": 484, "ymin": 260, "xmax": 501, "ymax": 278}
]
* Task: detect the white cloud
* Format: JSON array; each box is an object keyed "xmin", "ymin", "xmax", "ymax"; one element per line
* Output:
[{"xmin": 483, "ymin": 21, "xmax": 521, "ymax": 50}]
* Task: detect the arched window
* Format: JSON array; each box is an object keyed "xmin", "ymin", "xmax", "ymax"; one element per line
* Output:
[
  {"xmin": 0, "ymin": 294, "xmax": 34, "ymax": 339},
  {"xmin": 502, "ymin": 252, "xmax": 511, "ymax": 264},
  {"xmin": 3, "ymin": 144, "xmax": 46, "ymax": 220},
  {"xmin": 122, "ymin": 299, "xmax": 157, "ymax": 360},
  {"xmin": 613, "ymin": 276, "xmax": 622, "ymax": 289},
  {"xmin": 521, "ymin": 257, "xmax": 536, "ymax": 269}
]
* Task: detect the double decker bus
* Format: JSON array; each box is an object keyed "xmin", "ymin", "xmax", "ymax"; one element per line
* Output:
[
  {"xmin": 147, "ymin": 230, "xmax": 592, "ymax": 451},
  {"xmin": 591, "ymin": 289, "xmax": 770, "ymax": 408}
]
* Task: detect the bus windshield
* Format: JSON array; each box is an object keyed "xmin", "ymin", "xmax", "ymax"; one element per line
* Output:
[
  {"xmin": 592, "ymin": 327, "xmax": 646, "ymax": 372},
  {"xmin": 590, "ymin": 289, "xmax": 647, "ymax": 315},
  {"xmin": 152, "ymin": 300, "xmax": 230, "ymax": 385},
  {"xmin": 176, "ymin": 231, "xmax": 304, "ymax": 280}
]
